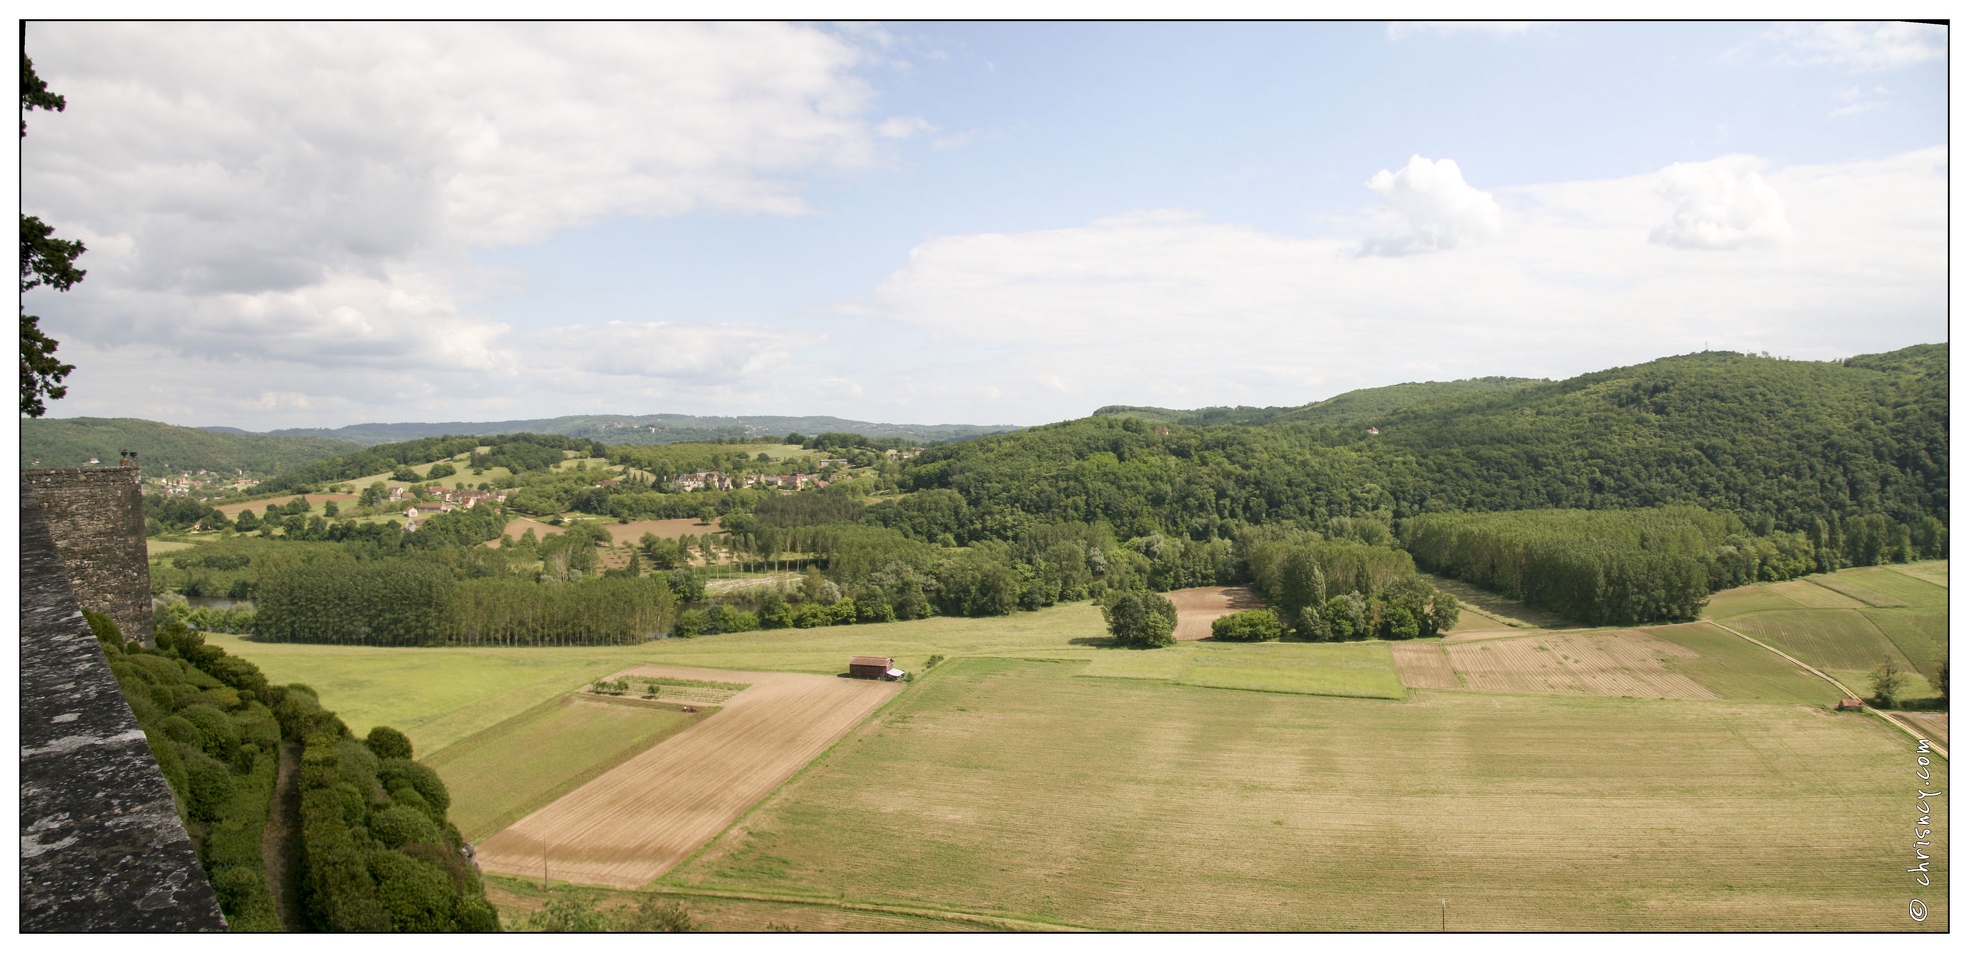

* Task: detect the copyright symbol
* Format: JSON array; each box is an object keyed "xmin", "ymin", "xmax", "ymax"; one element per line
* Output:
[{"xmin": 1910, "ymin": 899, "xmax": 1926, "ymax": 922}]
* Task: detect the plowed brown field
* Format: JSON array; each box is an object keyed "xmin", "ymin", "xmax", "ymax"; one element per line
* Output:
[
  {"xmin": 1390, "ymin": 642, "xmax": 1459, "ymax": 689},
  {"xmin": 1446, "ymin": 631, "xmax": 1716, "ymax": 700},
  {"xmin": 474, "ymin": 665, "xmax": 899, "ymax": 888},
  {"xmin": 1168, "ymin": 586, "xmax": 1267, "ymax": 640}
]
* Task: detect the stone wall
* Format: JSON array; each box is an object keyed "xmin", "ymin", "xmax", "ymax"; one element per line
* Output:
[
  {"xmin": 20, "ymin": 484, "xmax": 227, "ymax": 932},
  {"xmin": 24, "ymin": 466, "xmax": 155, "ymax": 646}
]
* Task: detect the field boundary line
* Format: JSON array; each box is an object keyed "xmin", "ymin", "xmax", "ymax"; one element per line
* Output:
[
  {"xmin": 638, "ymin": 884, "xmax": 1093, "ymax": 932},
  {"xmin": 1704, "ymin": 619, "xmax": 1948, "ymax": 760}
]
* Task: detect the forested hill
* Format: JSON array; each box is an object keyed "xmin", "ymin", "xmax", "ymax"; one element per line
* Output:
[
  {"xmin": 21, "ymin": 417, "xmax": 359, "ymax": 478},
  {"xmin": 253, "ymin": 413, "xmax": 1023, "ymax": 447},
  {"xmin": 902, "ymin": 346, "xmax": 1947, "ymax": 541}
]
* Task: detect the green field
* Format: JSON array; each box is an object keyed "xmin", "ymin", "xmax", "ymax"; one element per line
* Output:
[
  {"xmin": 202, "ymin": 604, "xmax": 1109, "ymax": 752},
  {"xmin": 1652, "ymin": 623, "xmax": 1843, "ymax": 705},
  {"xmin": 1084, "ymin": 641, "xmax": 1404, "ymax": 699},
  {"xmin": 427, "ymin": 694, "xmax": 702, "ymax": 840},
  {"xmin": 197, "ymin": 562, "xmax": 1948, "ymax": 931},
  {"xmin": 1695, "ymin": 562, "xmax": 1949, "ymax": 704},
  {"xmin": 665, "ymin": 656, "xmax": 1942, "ymax": 931}
]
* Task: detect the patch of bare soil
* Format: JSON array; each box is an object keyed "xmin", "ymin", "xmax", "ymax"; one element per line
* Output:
[{"xmin": 1168, "ymin": 586, "xmax": 1268, "ymax": 641}]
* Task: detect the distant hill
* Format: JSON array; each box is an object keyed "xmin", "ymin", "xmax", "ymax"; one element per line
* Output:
[
  {"xmin": 250, "ymin": 413, "xmax": 1024, "ymax": 447},
  {"xmin": 21, "ymin": 417, "xmax": 360, "ymax": 478},
  {"xmin": 1093, "ymin": 377, "xmax": 1545, "ymax": 429},
  {"xmin": 909, "ymin": 345, "xmax": 1948, "ymax": 534}
]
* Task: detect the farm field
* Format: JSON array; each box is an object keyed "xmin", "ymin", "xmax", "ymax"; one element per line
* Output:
[
  {"xmin": 667, "ymin": 657, "xmax": 1944, "ymax": 931},
  {"xmin": 1167, "ymin": 585, "xmax": 1266, "ymax": 640},
  {"xmin": 1388, "ymin": 642, "xmax": 1458, "ymax": 689},
  {"xmin": 428, "ymin": 693, "xmax": 704, "ymax": 841},
  {"xmin": 1078, "ymin": 640, "xmax": 1406, "ymax": 699},
  {"xmin": 474, "ymin": 665, "xmax": 900, "ymax": 888},
  {"xmin": 203, "ymin": 559, "xmax": 1946, "ymax": 931},
  {"xmin": 214, "ymin": 492, "xmax": 356, "ymax": 518},
  {"xmin": 202, "ymin": 603, "xmax": 1103, "ymax": 752},
  {"xmin": 1446, "ymin": 629, "xmax": 1714, "ymax": 700}
]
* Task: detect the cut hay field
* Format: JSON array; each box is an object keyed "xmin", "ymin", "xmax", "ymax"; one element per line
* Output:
[
  {"xmin": 1446, "ymin": 630, "xmax": 1715, "ymax": 700},
  {"xmin": 475, "ymin": 666, "xmax": 900, "ymax": 888},
  {"xmin": 428, "ymin": 693, "xmax": 704, "ymax": 841},
  {"xmin": 1700, "ymin": 561, "xmax": 1948, "ymax": 700},
  {"xmin": 668, "ymin": 657, "xmax": 1944, "ymax": 931},
  {"xmin": 1079, "ymin": 640, "xmax": 1406, "ymax": 699}
]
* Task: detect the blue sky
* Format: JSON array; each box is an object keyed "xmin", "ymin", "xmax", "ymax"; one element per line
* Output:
[{"xmin": 23, "ymin": 21, "xmax": 1948, "ymax": 428}]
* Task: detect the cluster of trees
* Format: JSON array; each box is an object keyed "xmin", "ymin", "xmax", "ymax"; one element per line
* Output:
[
  {"xmin": 94, "ymin": 614, "xmax": 497, "ymax": 932},
  {"xmin": 1101, "ymin": 590, "xmax": 1177, "ymax": 647},
  {"xmin": 1239, "ymin": 529, "xmax": 1458, "ymax": 640},
  {"xmin": 254, "ymin": 557, "xmax": 678, "ymax": 646},
  {"xmin": 1402, "ymin": 506, "xmax": 1947, "ymax": 625}
]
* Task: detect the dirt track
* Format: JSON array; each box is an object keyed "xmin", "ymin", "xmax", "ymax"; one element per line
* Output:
[
  {"xmin": 474, "ymin": 665, "xmax": 899, "ymax": 889},
  {"xmin": 1168, "ymin": 586, "xmax": 1268, "ymax": 640}
]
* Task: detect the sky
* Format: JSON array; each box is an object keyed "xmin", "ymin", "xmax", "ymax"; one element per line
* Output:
[{"xmin": 21, "ymin": 20, "xmax": 1949, "ymax": 430}]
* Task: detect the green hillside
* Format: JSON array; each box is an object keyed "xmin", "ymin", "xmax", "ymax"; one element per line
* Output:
[
  {"xmin": 22, "ymin": 417, "xmax": 359, "ymax": 478},
  {"xmin": 901, "ymin": 346, "xmax": 1947, "ymax": 540}
]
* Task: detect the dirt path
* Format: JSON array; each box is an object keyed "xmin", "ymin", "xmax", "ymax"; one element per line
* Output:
[
  {"xmin": 262, "ymin": 740, "xmax": 304, "ymax": 931},
  {"xmin": 1706, "ymin": 620, "xmax": 1949, "ymax": 759},
  {"xmin": 1168, "ymin": 586, "xmax": 1267, "ymax": 641},
  {"xmin": 474, "ymin": 665, "xmax": 900, "ymax": 889}
]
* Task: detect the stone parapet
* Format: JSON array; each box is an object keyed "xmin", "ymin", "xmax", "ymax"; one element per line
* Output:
[
  {"xmin": 19, "ymin": 484, "xmax": 227, "ymax": 932},
  {"xmin": 24, "ymin": 466, "xmax": 155, "ymax": 645}
]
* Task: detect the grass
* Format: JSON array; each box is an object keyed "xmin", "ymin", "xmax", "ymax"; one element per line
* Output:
[
  {"xmin": 426, "ymin": 693, "xmax": 701, "ymax": 841},
  {"xmin": 1726, "ymin": 609, "xmax": 1914, "ymax": 674},
  {"xmin": 1837, "ymin": 567, "xmax": 1948, "ymax": 607},
  {"xmin": 1860, "ymin": 608, "xmax": 1948, "ymax": 679},
  {"xmin": 1079, "ymin": 641, "xmax": 1407, "ymax": 699},
  {"xmin": 1651, "ymin": 623, "xmax": 1843, "ymax": 705},
  {"xmin": 1701, "ymin": 585, "xmax": 1802, "ymax": 620},
  {"xmin": 666, "ymin": 656, "xmax": 1943, "ymax": 931},
  {"xmin": 202, "ymin": 603, "xmax": 1106, "ymax": 752}
]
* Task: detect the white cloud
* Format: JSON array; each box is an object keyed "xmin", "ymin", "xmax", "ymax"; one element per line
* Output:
[
  {"xmin": 878, "ymin": 116, "xmax": 935, "ymax": 139},
  {"xmin": 1361, "ymin": 155, "xmax": 1502, "ymax": 256},
  {"xmin": 22, "ymin": 21, "xmax": 894, "ymax": 418},
  {"xmin": 1742, "ymin": 22, "xmax": 1946, "ymax": 72},
  {"xmin": 1649, "ymin": 155, "xmax": 1792, "ymax": 250},
  {"xmin": 1386, "ymin": 22, "xmax": 1533, "ymax": 41},
  {"xmin": 844, "ymin": 148, "xmax": 1943, "ymax": 423},
  {"xmin": 523, "ymin": 321, "xmax": 819, "ymax": 384}
]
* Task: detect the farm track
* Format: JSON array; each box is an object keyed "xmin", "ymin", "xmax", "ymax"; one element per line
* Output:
[
  {"xmin": 475, "ymin": 665, "xmax": 899, "ymax": 888},
  {"xmin": 262, "ymin": 740, "xmax": 304, "ymax": 932},
  {"xmin": 1704, "ymin": 619, "xmax": 1948, "ymax": 759}
]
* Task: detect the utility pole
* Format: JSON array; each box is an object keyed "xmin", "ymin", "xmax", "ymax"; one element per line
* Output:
[{"xmin": 1441, "ymin": 898, "xmax": 1447, "ymax": 932}]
